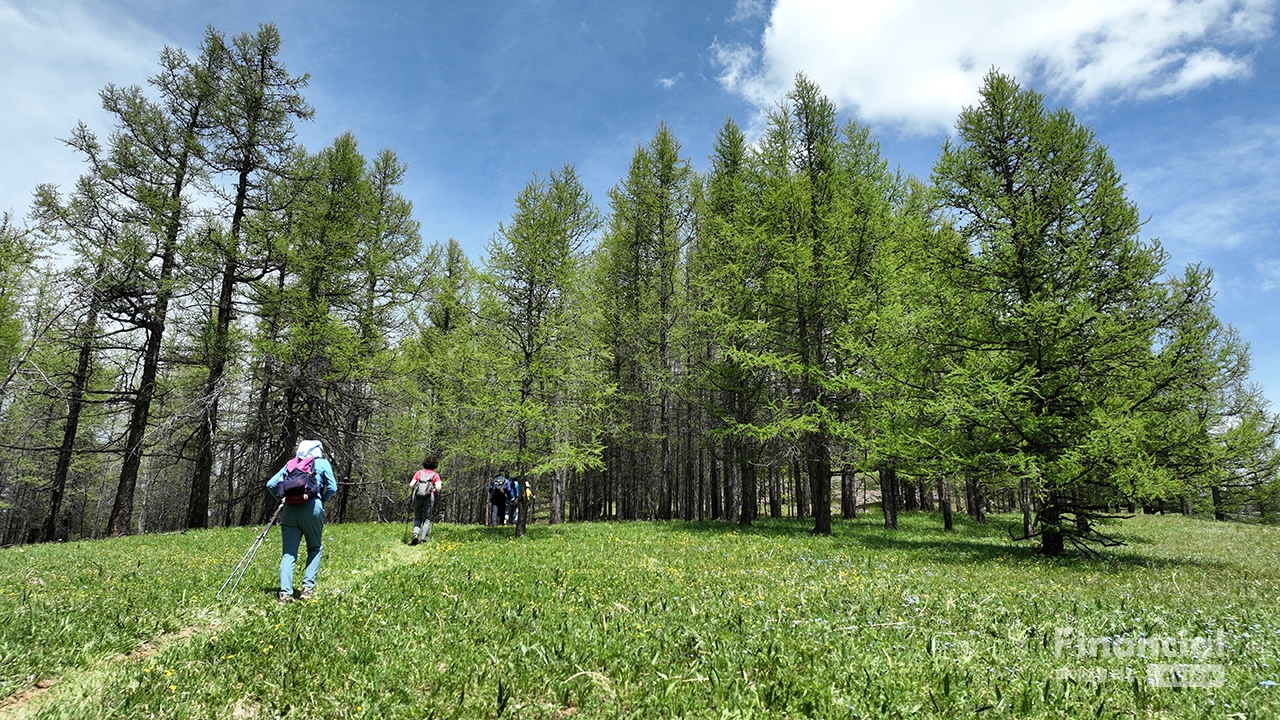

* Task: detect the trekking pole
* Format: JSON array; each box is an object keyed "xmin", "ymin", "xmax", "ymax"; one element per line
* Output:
[
  {"xmin": 217, "ymin": 499, "xmax": 285, "ymax": 599},
  {"xmin": 404, "ymin": 491, "xmax": 413, "ymax": 544}
]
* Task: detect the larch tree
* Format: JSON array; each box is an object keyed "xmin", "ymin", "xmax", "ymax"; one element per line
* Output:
[
  {"xmin": 65, "ymin": 37, "xmax": 226, "ymax": 536},
  {"xmin": 596, "ymin": 124, "xmax": 696, "ymax": 520},
  {"xmin": 484, "ymin": 165, "xmax": 601, "ymax": 537},
  {"xmin": 930, "ymin": 70, "xmax": 1232, "ymax": 555},
  {"xmin": 333, "ymin": 147, "xmax": 424, "ymax": 521},
  {"xmin": 753, "ymin": 76, "xmax": 887, "ymax": 535},
  {"xmin": 188, "ymin": 22, "xmax": 311, "ymax": 529},
  {"xmin": 691, "ymin": 118, "xmax": 771, "ymax": 526}
]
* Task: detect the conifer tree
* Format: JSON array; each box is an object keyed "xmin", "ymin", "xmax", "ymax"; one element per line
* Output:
[
  {"xmin": 485, "ymin": 165, "xmax": 601, "ymax": 537},
  {"xmin": 691, "ymin": 118, "xmax": 770, "ymax": 526},
  {"xmin": 929, "ymin": 71, "xmax": 1254, "ymax": 554},
  {"xmin": 64, "ymin": 37, "xmax": 226, "ymax": 536},
  {"xmin": 188, "ymin": 23, "xmax": 311, "ymax": 529},
  {"xmin": 752, "ymin": 76, "xmax": 888, "ymax": 535},
  {"xmin": 597, "ymin": 124, "xmax": 696, "ymax": 519}
]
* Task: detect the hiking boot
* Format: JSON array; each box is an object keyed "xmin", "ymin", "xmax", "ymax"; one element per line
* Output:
[
  {"xmin": 300, "ymin": 586, "xmax": 315, "ymax": 600},
  {"xmin": 278, "ymin": 591, "xmax": 294, "ymax": 604},
  {"xmin": 410, "ymin": 535, "xmax": 419, "ymax": 546}
]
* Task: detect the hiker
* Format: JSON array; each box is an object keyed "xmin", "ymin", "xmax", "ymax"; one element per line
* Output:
[
  {"xmin": 266, "ymin": 439, "xmax": 338, "ymax": 603},
  {"xmin": 409, "ymin": 454, "xmax": 442, "ymax": 544},
  {"xmin": 489, "ymin": 472, "xmax": 509, "ymax": 526},
  {"xmin": 507, "ymin": 476, "xmax": 520, "ymax": 525}
]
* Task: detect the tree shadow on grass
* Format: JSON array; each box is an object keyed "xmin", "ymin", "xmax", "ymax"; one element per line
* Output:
[
  {"xmin": 429, "ymin": 522, "xmax": 579, "ymax": 544},
  {"xmin": 412, "ymin": 512, "xmax": 1235, "ymax": 574},
  {"xmin": 651, "ymin": 512, "xmax": 1226, "ymax": 573}
]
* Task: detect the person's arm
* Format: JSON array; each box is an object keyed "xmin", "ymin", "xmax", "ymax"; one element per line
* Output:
[
  {"xmin": 318, "ymin": 459, "xmax": 339, "ymax": 502},
  {"xmin": 409, "ymin": 470, "xmax": 420, "ymax": 490},
  {"xmin": 266, "ymin": 465, "xmax": 287, "ymax": 500}
]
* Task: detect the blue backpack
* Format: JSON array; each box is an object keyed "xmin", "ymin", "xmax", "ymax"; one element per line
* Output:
[{"xmin": 281, "ymin": 457, "xmax": 321, "ymax": 504}]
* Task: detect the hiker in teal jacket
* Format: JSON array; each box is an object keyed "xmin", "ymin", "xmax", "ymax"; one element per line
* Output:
[{"xmin": 266, "ymin": 439, "xmax": 338, "ymax": 603}]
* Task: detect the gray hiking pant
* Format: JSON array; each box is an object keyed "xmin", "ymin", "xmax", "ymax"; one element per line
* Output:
[{"xmin": 412, "ymin": 493, "xmax": 435, "ymax": 538}]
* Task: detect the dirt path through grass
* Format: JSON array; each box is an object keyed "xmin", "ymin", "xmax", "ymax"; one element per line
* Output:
[{"xmin": 0, "ymin": 530, "xmax": 422, "ymax": 718}]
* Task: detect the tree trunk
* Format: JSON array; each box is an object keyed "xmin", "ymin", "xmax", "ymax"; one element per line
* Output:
[
  {"xmin": 106, "ymin": 311, "xmax": 167, "ymax": 537},
  {"xmin": 1211, "ymin": 485, "xmax": 1226, "ymax": 521},
  {"xmin": 808, "ymin": 434, "xmax": 831, "ymax": 535},
  {"xmin": 794, "ymin": 459, "xmax": 808, "ymax": 520},
  {"xmin": 965, "ymin": 473, "xmax": 986, "ymax": 523},
  {"xmin": 709, "ymin": 454, "xmax": 721, "ymax": 520},
  {"xmin": 840, "ymin": 468, "xmax": 856, "ymax": 519},
  {"xmin": 1041, "ymin": 495, "xmax": 1064, "ymax": 556},
  {"xmin": 902, "ymin": 479, "xmax": 919, "ymax": 512},
  {"xmin": 938, "ymin": 479, "xmax": 953, "ymax": 532},
  {"xmin": 1020, "ymin": 477, "xmax": 1034, "ymax": 540},
  {"xmin": 769, "ymin": 464, "xmax": 782, "ymax": 519},
  {"xmin": 879, "ymin": 466, "xmax": 899, "ymax": 530},
  {"xmin": 738, "ymin": 458, "xmax": 755, "ymax": 526},
  {"xmin": 188, "ymin": 231, "xmax": 240, "ymax": 529},
  {"xmin": 550, "ymin": 465, "xmax": 566, "ymax": 524},
  {"xmin": 222, "ymin": 445, "xmax": 236, "ymax": 528},
  {"xmin": 697, "ymin": 446, "xmax": 705, "ymax": 521},
  {"xmin": 43, "ymin": 304, "xmax": 97, "ymax": 542}
]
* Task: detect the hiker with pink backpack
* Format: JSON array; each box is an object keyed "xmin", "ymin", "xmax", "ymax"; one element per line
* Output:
[{"xmin": 266, "ymin": 439, "xmax": 338, "ymax": 603}]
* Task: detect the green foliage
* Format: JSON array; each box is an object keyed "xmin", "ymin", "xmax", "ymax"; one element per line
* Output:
[
  {"xmin": 1, "ymin": 516, "xmax": 1278, "ymax": 717},
  {"xmin": 927, "ymin": 71, "xmax": 1279, "ymax": 552},
  {"xmin": 0, "ymin": 215, "xmax": 38, "ymax": 380},
  {"xmin": 482, "ymin": 165, "xmax": 603, "ymax": 530}
]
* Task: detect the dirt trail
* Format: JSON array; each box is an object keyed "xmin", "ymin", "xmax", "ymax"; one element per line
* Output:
[
  {"xmin": 0, "ymin": 535, "xmax": 418, "ymax": 718},
  {"xmin": 0, "ymin": 622, "xmax": 220, "ymax": 718},
  {"xmin": 0, "ymin": 679, "xmax": 58, "ymax": 717}
]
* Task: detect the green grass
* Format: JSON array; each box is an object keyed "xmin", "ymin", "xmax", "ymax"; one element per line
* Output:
[{"xmin": 1, "ymin": 512, "xmax": 1278, "ymax": 718}]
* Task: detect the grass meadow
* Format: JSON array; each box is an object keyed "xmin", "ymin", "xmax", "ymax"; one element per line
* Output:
[{"xmin": 1, "ymin": 511, "xmax": 1278, "ymax": 718}]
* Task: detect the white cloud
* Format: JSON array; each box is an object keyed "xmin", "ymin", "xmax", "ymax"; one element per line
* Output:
[
  {"xmin": 1129, "ymin": 119, "xmax": 1280, "ymax": 254},
  {"xmin": 657, "ymin": 72, "xmax": 685, "ymax": 89},
  {"xmin": 718, "ymin": 0, "xmax": 1275, "ymax": 133},
  {"xmin": 710, "ymin": 38, "xmax": 762, "ymax": 97},
  {"xmin": 731, "ymin": 0, "xmax": 769, "ymax": 23},
  {"xmin": 1259, "ymin": 259, "xmax": 1280, "ymax": 292},
  {"xmin": 0, "ymin": 0, "xmax": 161, "ymax": 216}
]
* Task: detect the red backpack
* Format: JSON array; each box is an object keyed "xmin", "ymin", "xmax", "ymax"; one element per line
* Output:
[{"xmin": 281, "ymin": 457, "xmax": 321, "ymax": 504}]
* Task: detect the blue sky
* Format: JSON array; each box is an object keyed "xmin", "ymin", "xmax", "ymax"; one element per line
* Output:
[{"xmin": 2, "ymin": 0, "xmax": 1278, "ymax": 403}]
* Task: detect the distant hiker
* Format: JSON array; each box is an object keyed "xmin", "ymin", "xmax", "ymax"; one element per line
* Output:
[
  {"xmin": 507, "ymin": 476, "xmax": 521, "ymax": 525},
  {"xmin": 489, "ymin": 472, "xmax": 510, "ymax": 526},
  {"xmin": 267, "ymin": 439, "xmax": 338, "ymax": 603},
  {"xmin": 409, "ymin": 455, "xmax": 443, "ymax": 544}
]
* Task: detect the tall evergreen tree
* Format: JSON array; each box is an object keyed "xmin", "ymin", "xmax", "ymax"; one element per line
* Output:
[
  {"xmin": 929, "ymin": 70, "xmax": 1255, "ymax": 554},
  {"xmin": 188, "ymin": 23, "xmax": 311, "ymax": 529},
  {"xmin": 485, "ymin": 165, "xmax": 601, "ymax": 537},
  {"xmin": 63, "ymin": 37, "xmax": 227, "ymax": 536}
]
